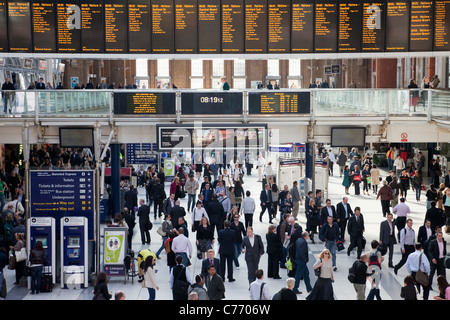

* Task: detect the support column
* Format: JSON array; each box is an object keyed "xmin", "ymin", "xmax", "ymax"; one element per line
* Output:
[
  {"xmin": 375, "ymin": 58, "xmax": 398, "ymax": 88},
  {"xmin": 110, "ymin": 144, "xmax": 121, "ymax": 217}
]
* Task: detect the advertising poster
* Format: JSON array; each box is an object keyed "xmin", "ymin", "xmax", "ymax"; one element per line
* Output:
[
  {"xmin": 164, "ymin": 158, "xmax": 175, "ymax": 176},
  {"xmin": 103, "ymin": 227, "xmax": 127, "ymax": 276}
]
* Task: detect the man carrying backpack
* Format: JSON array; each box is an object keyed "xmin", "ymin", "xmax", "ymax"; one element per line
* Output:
[{"xmin": 348, "ymin": 254, "xmax": 376, "ymax": 300}]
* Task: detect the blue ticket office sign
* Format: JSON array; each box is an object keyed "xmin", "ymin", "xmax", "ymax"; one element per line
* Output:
[
  {"xmin": 30, "ymin": 170, "xmax": 95, "ymax": 240},
  {"xmin": 126, "ymin": 143, "xmax": 158, "ymax": 165}
]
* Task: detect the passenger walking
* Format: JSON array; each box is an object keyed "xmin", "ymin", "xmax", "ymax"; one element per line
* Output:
[
  {"xmin": 306, "ymin": 249, "xmax": 334, "ymax": 300},
  {"xmin": 143, "ymin": 256, "xmax": 159, "ymax": 300}
]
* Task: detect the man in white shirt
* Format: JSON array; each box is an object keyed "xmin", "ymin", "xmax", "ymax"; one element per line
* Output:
[
  {"xmin": 172, "ymin": 228, "xmax": 193, "ymax": 266},
  {"xmin": 328, "ymin": 149, "xmax": 336, "ymax": 176},
  {"xmin": 240, "ymin": 190, "xmax": 256, "ymax": 229},
  {"xmin": 393, "ymin": 155, "xmax": 405, "ymax": 178},
  {"xmin": 256, "ymin": 154, "xmax": 266, "ymax": 182},
  {"xmin": 249, "ymin": 269, "xmax": 272, "ymax": 300},
  {"xmin": 393, "ymin": 197, "xmax": 410, "ymax": 240},
  {"xmin": 406, "ymin": 242, "xmax": 431, "ymax": 300}
]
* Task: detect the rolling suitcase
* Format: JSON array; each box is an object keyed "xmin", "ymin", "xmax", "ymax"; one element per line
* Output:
[{"xmin": 40, "ymin": 273, "xmax": 53, "ymax": 293}]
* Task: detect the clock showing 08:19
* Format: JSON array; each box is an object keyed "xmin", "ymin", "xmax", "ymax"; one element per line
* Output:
[{"xmin": 200, "ymin": 96, "xmax": 224, "ymax": 103}]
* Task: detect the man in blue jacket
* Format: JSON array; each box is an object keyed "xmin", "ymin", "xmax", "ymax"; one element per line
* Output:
[{"xmin": 293, "ymin": 232, "xmax": 312, "ymax": 294}]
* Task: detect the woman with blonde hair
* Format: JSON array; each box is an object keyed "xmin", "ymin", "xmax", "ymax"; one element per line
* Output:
[
  {"xmin": 306, "ymin": 249, "xmax": 334, "ymax": 300},
  {"xmin": 195, "ymin": 216, "xmax": 214, "ymax": 260}
]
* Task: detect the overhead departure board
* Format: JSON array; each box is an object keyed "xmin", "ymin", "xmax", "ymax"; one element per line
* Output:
[
  {"xmin": 410, "ymin": 1, "xmax": 433, "ymax": 51},
  {"xmin": 175, "ymin": 0, "xmax": 198, "ymax": 53},
  {"xmin": 56, "ymin": 1, "xmax": 81, "ymax": 53},
  {"xmin": 32, "ymin": 1, "xmax": 56, "ymax": 52},
  {"xmin": 315, "ymin": 0, "xmax": 338, "ymax": 52},
  {"xmin": 434, "ymin": 0, "xmax": 450, "ymax": 50},
  {"xmin": 361, "ymin": 1, "xmax": 385, "ymax": 51},
  {"xmin": 104, "ymin": 0, "xmax": 127, "ymax": 53},
  {"xmin": 339, "ymin": 0, "xmax": 362, "ymax": 52},
  {"xmin": 0, "ymin": 2, "xmax": 8, "ymax": 51},
  {"xmin": 81, "ymin": 0, "xmax": 104, "ymax": 52},
  {"xmin": 181, "ymin": 92, "xmax": 243, "ymax": 115},
  {"xmin": 152, "ymin": 0, "xmax": 174, "ymax": 53},
  {"xmin": 8, "ymin": 1, "xmax": 32, "ymax": 52},
  {"xmin": 128, "ymin": 0, "xmax": 151, "ymax": 53},
  {"xmin": 245, "ymin": 0, "xmax": 267, "ymax": 52},
  {"xmin": 268, "ymin": 0, "xmax": 290, "ymax": 52},
  {"xmin": 248, "ymin": 91, "xmax": 311, "ymax": 115},
  {"xmin": 114, "ymin": 92, "xmax": 176, "ymax": 115},
  {"xmin": 222, "ymin": 0, "xmax": 244, "ymax": 53},
  {"xmin": 291, "ymin": 0, "xmax": 314, "ymax": 52},
  {"xmin": 198, "ymin": 0, "xmax": 220, "ymax": 53},
  {"xmin": 385, "ymin": 0, "xmax": 409, "ymax": 51}
]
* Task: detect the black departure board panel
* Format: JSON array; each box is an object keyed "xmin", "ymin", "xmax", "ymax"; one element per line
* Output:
[
  {"xmin": 128, "ymin": 0, "xmax": 151, "ymax": 53},
  {"xmin": 315, "ymin": 0, "xmax": 338, "ymax": 52},
  {"xmin": 32, "ymin": 1, "xmax": 56, "ymax": 52},
  {"xmin": 268, "ymin": 0, "xmax": 290, "ymax": 52},
  {"xmin": 410, "ymin": 1, "xmax": 433, "ymax": 51},
  {"xmin": 248, "ymin": 91, "xmax": 311, "ymax": 115},
  {"xmin": 8, "ymin": 0, "xmax": 32, "ymax": 52},
  {"xmin": 291, "ymin": 0, "xmax": 314, "ymax": 52},
  {"xmin": 339, "ymin": 0, "xmax": 361, "ymax": 52},
  {"xmin": 57, "ymin": 1, "xmax": 81, "ymax": 53},
  {"xmin": 245, "ymin": 0, "xmax": 268, "ymax": 52},
  {"xmin": 362, "ymin": 0, "xmax": 385, "ymax": 51},
  {"xmin": 181, "ymin": 92, "xmax": 243, "ymax": 115},
  {"xmin": 435, "ymin": 0, "xmax": 450, "ymax": 50},
  {"xmin": 175, "ymin": 0, "xmax": 198, "ymax": 53},
  {"xmin": 222, "ymin": 0, "xmax": 244, "ymax": 53},
  {"xmin": 198, "ymin": 0, "xmax": 220, "ymax": 53},
  {"xmin": 104, "ymin": 0, "xmax": 127, "ymax": 53},
  {"xmin": 385, "ymin": 0, "xmax": 409, "ymax": 51},
  {"xmin": 152, "ymin": 0, "xmax": 174, "ymax": 53},
  {"xmin": 81, "ymin": 0, "xmax": 104, "ymax": 52},
  {"xmin": 0, "ymin": 2, "xmax": 8, "ymax": 51},
  {"xmin": 114, "ymin": 92, "xmax": 176, "ymax": 115}
]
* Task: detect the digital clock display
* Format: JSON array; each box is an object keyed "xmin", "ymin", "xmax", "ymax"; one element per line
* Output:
[{"xmin": 181, "ymin": 92, "xmax": 243, "ymax": 115}]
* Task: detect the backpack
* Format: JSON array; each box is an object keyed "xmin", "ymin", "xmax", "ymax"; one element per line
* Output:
[
  {"xmin": 368, "ymin": 250, "xmax": 381, "ymax": 269},
  {"xmin": 4, "ymin": 223, "xmax": 13, "ymax": 242},
  {"xmin": 348, "ymin": 261, "xmax": 358, "ymax": 283}
]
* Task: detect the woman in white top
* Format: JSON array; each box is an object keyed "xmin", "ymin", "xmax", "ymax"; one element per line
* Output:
[
  {"xmin": 192, "ymin": 201, "xmax": 209, "ymax": 231},
  {"xmin": 306, "ymin": 249, "xmax": 334, "ymax": 300},
  {"xmin": 143, "ymin": 255, "xmax": 159, "ymax": 300},
  {"xmin": 370, "ymin": 164, "xmax": 381, "ymax": 195},
  {"xmin": 264, "ymin": 162, "xmax": 274, "ymax": 187}
]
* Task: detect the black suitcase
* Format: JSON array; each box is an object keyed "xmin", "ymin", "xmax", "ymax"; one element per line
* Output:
[{"xmin": 40, "ymin": 273, "xmax": 53, "ymax": 293}]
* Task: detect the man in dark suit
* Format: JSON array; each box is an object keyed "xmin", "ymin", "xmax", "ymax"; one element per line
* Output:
[
  {"xmin": 35, "ymin": 78, "xmax": 46, "ymax": 89},
  {"xmin": 124, "ymin": 185, "xmax": 138, "ymax": 215},
  {"xmin": 207, "ymin": 194, "xmax": 226, "ymax": 235},
  {"xmin": 445, "ymin": 170, "xmax": 450, "ymax": 188},
  {"xmin": 218, "ymin": 220, "xmax": 236, "ymax": 282},
  {"xmin": 201, "ymin": 249, "xmax": 221, "ymax": 279},
  {"xmin": 320, "ymin": 199, "xmax": 337, "ymax": 226},
  {"xmin": 259, "ymin": 184, "xmax": 273, "ymax": 223},
  {"xmin": 202, "ymin": 182, "xmax": 213, "ymax": 209},
  {"xmin": 293, "ymin": 231, "xmax": 313, "ymax": 294},
  {"xmin": 428, "ymin": 231, "xmax": 447, "ymax": 287},
  {"xmin": 418, "ymin": 219, "xmax": 434, "ymax": 247},
  {"xmin": 241, "ymin": 226, "xmax": 264, "ymax": 284},
  {"xmin": 123, "ymin": 208, "xmax": 136, "ymax": 249},
  {"xmin": 170, "ymin": 200, "xmax": 186, "ymax": 229},
  {"xmin": 137, "ymin": 199, "xmax": 151, "ymax": 245},
  {"xmin": 425, "ymin": 201, "xmax": 445, "ymax": 230},
  {"xmin": 162, "ymin": 193, "xmax": 176, "ymax": 216},
  {"xmin": 379, "ymin": 213, "xmax": 397, "ymax": 267},
  {"xmin": 205, "ymin": 264, "xmax": 225, "ymax": 300},
  {"xmin": 150, "ymin": 178, "xmax": 165, "ymax": 218},
  {"xmin": 347, "ymin": 206, "xmax": 365, "ymax": 259},
  {"xmin": 336, "ymin": 197, "xmax": 353, "ymax": 240}
]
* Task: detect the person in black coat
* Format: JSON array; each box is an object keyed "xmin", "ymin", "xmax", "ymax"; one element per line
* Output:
[
  {"xmin": 424, "ymin": 201, "xmax": 445, "ymax": 230},
  {"xmin": 93, "ymin": 272, "xmax": 112, "ymax": 300},
  {"xmin": 123, "ymin": 209, "xmax": 136, "ymax": 249},
  {"xmin": 320, "ymin": 199, "xmax": 337, "ymax": 225},
  {"xmin": 218, "ymin": 220, "xmax": 236, "ymax": 282},
  {"xmin": 124, "ymin": 185, "xmax": 138, "ymax": 215},
  {"xmin": 347, "ymin": 207, "xmax": 365, "ymax": 259},
  {"xmin": 336, "ymin": 197, "xmax": 353, "ymax": 240},
  {"xmin": 379, "ymin": 213, "xmax": 397, "ymax": 268},
  {"xmin": 428, "ymin": 231, "xmax": 447, "ymax": 288},
  {"xmin": 266, "ymin": 224, "xmax": 282, "ymax": 279},
  {"xmin": 207, "ymin": 195, "xmax": 226, "ymax": 235},
  {"xmin": 150, "ymin": 178, "xmax": 165, "ymax": 218},
  {"xmin": 205, "ymin": 264, "xmax": 225, "ymax": 300},
  {"xmin": 137, "ymin": 199, "xmax": 151, "ymax": 245},
  {"xmin": 259, "ymin": 184, "xmax": 273, "ymax": 223},
  {"xmin": 229, "ymin": 213, "xmax": 246, "ymax": 268},
  {"xmin": 417, "ymin": 219, "xmax": 434, "ymax": 247},
  {"xmin": 201, "ymin": 249, "xmax": 221, "ymax": 279},
  {"xmin": 241, "ymin": 226, "xmax": 265, "ymax": 284},
  {"xmin": 170, "ymin": 201, "xmax": 186, "ymax": 229}
]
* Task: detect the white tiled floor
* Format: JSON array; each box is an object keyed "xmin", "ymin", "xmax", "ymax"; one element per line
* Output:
[{"xmin": 2, "ymin": 164, "xmax": 448, "ymax": 300}]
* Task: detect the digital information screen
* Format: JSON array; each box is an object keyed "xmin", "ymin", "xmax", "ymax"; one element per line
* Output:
[
  {"xmin": 198, "ymin": 0, "xmax": 220, "ymax": 53},
  {"xmin": 222, "ymin": 0, "xmax": 244, "ymax": 53},
  {"xmin": 331, "ymin": 127, "xmax": 366, "ymax": 147},
  {"xmin": 315, "ymin": 1, "xmax": 338, "ymax": 52},
  {"xmin": 152, "ymin": 0, "xmax": 174, "ymax": 53},
  {"xmin": 175, "ymin": 0, "xmax": 198, "ymax": 53},
  {"xmin": 245, "ymin": 0, "xmax": 268, "ymax": 52},
  {"xmin": 32, "ymin": 1, "xmax": 56, "ymax": 52},
  {"xmin": 385, "ymin": 0, "xmax": 409, "ymax": 51},
  {"xmin": 114, "ymin": 92, "xmax": 176, "ymax": 115},
  {"xmin": 410, "ymin": 1, "xmax": 433, "ymax": 51},
  {"xmin": 248, "ymin": 91, "xmax": 311, "ymax": 114},
  {"xmin": 104, "ymin": 0, "xmax": 127, "ymax": 53},
  {"xmin": 181, "ymin": 92, "xmax": 243, "ymax": 115},
  {"xmin": 339, "ymin": 0, "xmax": 361, "ymax": 52},
  {"xmin": 128, "ymin": 0, "xmax": 151, "ymax": 53},
  {"xmin": 57, "ymin": 1, "xmax": 80, "ymax": 52},
  {"xmin": 81, "ymin": 0, "xmax": 104, "ymax": 52},
  {"xmin": 8, "ymin": 1, "xmax": 32, "ymax": 52},
  {"xmin": 291, "ymin": 0, "xmax": 314, "ymax": 52},
  {"xmin": 268, "ymin": 0, "xmax": 290, "ymax": 52},
  {"xmin": 434, "ymin": 0, "xmax": 450, "ymax": 50},
  {"xmin": 0, "ymin": 2, "xmax": 8, "ymax": 51},
  {"xmin": 361, "ymin": 0, "xmax": 385, "ymax": 51}
]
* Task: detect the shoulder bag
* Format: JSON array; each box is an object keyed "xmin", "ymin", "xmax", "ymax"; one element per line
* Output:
[
  {"xmin": 415, "ymin": 253, "xmax": 429, "ymax": 287},
  {"xmin": 15, "ymin": 247, "xmax": 27, "ymax": 262},
  {"xmin": 314, "ymin": 259, "xmax": 322, "ymax": 277}
]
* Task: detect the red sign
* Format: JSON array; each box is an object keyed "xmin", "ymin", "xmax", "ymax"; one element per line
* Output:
[
  {"xmin": 104, "ymin": 168, "xmax": 132, "ymax": 177},
  {"xmin": 401, "ymin": 133, "xmax": 408, "ymax": 142}
]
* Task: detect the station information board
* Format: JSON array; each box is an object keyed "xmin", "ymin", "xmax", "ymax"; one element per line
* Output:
[
  {"xmin": 126, "ymin": 143, "xmax": 158, "ymax": 165},
  {"xmin": 1, "ymin": 0, "xmax": 450, "ymax": 54},
  {"xmin": 114, "ymin": 92, "xmax": 176, "ymax": 115},
  {"xmin": 248, "ymin": 91, "xmax": 311, "ymax": 115},
  {"xmin": 181, "ymin": 92, "xmax": 243, "ymax": 115}
]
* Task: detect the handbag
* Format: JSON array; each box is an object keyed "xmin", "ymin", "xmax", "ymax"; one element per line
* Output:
[
  {"xmin": 157, "ymin": 226, "xmax": 166, "ymax": 237},
  {"xmin": 8, "ymin": 252, "xmax": 15, "ymax": 270},
  {"xmin": 314, "ymin": 259, "xmax": 322, "ymax": 276},
  {"xmin": 337, "ymin": 239, "xmax": 345, "ymax": 251},
  {"xmin": 415, "ymin": 253, "xmax": 429, "ymax": 287},
  {"xmin": 15, "ymin": 247, "xmax": 27, "ymax": 262},
  {"xmin": 147, "ymin": 221, "xmax": 153, "ymax": 231}
]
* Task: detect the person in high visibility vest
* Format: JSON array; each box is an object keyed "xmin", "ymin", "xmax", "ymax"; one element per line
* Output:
[{"xmin": 137, "ymin": 249, "xmax": 157, "ymax": 282}]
